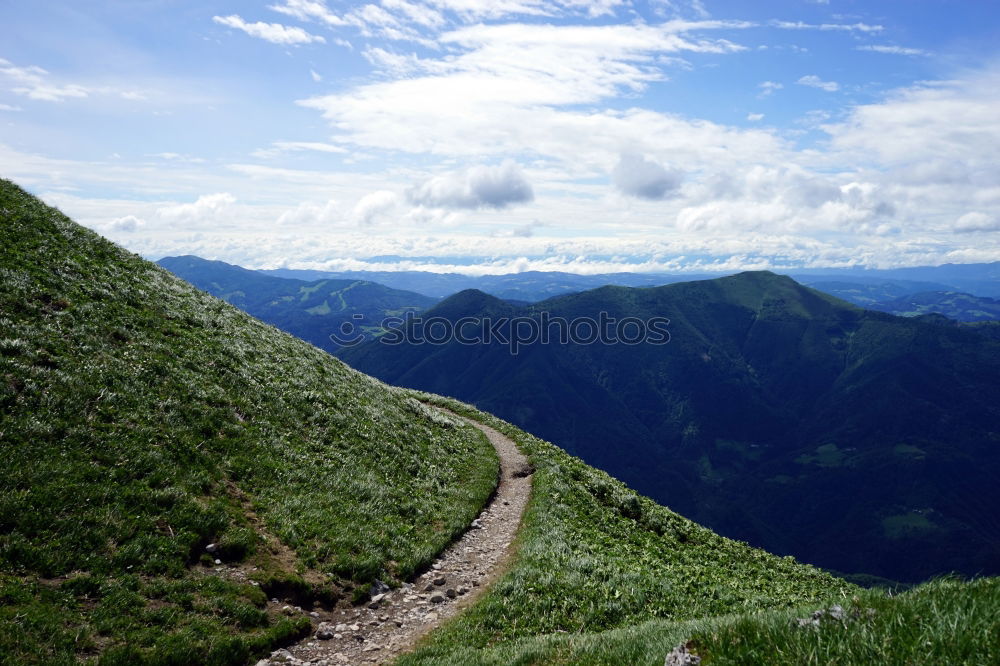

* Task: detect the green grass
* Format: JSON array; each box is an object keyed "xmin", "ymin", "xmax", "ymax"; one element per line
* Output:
[
  {"xmin": 0, "ymin": 179, "xmax": 498, "ymax": 663},
  {"xmin": 399, "ymin": 395, "xmax": 856, "ymax": 664},
  {"xmin": 391, "ymin": 578, "xmax": 1000, "ymax": 665}
]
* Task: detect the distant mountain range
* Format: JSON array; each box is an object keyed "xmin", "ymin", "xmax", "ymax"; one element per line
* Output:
[
  {"xmin": 157, "ymin": 256, "xmax": 437, "ymax": 353},
  {"xmin": 260, "ymin": 267, "xmax": 694, "ymax": 302},
  {"xmin": 866, "ymin": 291, "xmax": 1000, "ymax": 322},
  {"xmin": 340, "ymin": 273, "xmax": 1000, "ymax": 582},
  {"xmin": 260, "ymin": 262, "xmax": 1000, "ymax": 303}
]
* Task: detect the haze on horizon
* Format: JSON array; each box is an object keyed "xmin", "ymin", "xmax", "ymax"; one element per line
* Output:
[{"xmin": 2, "ymin": 0, "xmax": 999, "ymax": 275}]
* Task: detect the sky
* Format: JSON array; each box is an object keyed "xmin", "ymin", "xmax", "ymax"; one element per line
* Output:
[{"xmin": 2, "ymin": 0, "xmax": 1000, "ymax": 275}]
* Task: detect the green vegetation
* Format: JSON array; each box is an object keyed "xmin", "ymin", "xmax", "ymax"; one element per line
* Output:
[
  {"xmin": 399, "ymin": 395, "xmax": 854, "ymax": 664},
  {"xmin": 868, "ymin": 290, "xmax": 1000, "ymax": 322},
  {"xmin": 157, "ymin": 255, "xmax": 438, "ymax": 354},
  {"xmin": 0, "ymin": 180, "xmax": 498, "ymax": 663},
  {"xmin": 342, "ymin": 274, "xmax": 1000, "ymax": 583},
  {"xmin": 398, "ymin": 578, "xmax": 1000, "ymax": 665}
]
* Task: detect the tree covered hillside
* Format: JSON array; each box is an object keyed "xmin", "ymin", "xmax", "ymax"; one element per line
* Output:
[{"xmin": 341, "ymin": 274, "xmax": 1000, "ymax": 583}]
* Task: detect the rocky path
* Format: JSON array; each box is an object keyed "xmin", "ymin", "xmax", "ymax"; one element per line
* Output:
[{"xmin": 257, "ymin": 411, "xmax": 533, "ymax": 666}]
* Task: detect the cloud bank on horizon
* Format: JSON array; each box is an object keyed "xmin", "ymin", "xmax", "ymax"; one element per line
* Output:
[{"xmin": 1, "ymin": 0, "xmax": 999, "ymax": 274}]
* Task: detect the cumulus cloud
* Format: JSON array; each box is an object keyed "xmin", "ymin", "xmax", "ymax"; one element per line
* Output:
[
  {"xmin": 277, "ymin": 199, "xmax": 340, "ymax": 226},
  {"xmin": 212, "ymin": 15, "xmax": 326, "ymax": 45},
  {"xmin": 407, "ymin": 161, "xmax": 534, "ymax": 209},
  {"xmin": 351, "ymin": 190, "xmax": 398, "ymax": 225},
  {"xmin": 954, "ymin": 212, "xmax": 1000, "ymax": 233},
  {"xmin": 797, "ymin": 75, "xmax": 840, "ymax": 92},
  {"xmin": 612, "ymin": 154, "xmax": 682, "ymax": 200},
  {"xmin": 109, "ymin": 215, "xmax": 144, "ymax": 232},
  {"xmin": 157, "ymin": 193, "xmax": 236, "ymax": 224}
]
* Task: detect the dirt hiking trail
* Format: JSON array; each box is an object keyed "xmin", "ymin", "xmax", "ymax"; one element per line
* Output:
[{"xmin": 257, "ymin": 410, "xmax": 533, "ymax": 665}]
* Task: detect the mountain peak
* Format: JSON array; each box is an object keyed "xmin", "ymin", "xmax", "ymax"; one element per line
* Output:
[{"xmin": 427, "ymin": 288, "xmax": 514, "ymax": 318}]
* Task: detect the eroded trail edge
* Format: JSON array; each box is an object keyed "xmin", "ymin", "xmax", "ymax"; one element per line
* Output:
[{"xmin": 259, "ymin": 411, "xmax": 532, "ymax": 666}]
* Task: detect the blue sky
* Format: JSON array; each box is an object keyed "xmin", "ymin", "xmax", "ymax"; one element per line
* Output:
[{"xmin": 2, "ymin": 0, "xmax": 999, "ymax": 274}]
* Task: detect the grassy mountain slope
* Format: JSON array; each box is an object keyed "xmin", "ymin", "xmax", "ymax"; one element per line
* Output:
[
  {"xmin": 398, "ymin": 399, "xmax": 998, "ymax": 666},
  {"xmin": 405, "ymin": 397, "xmax": 854, "ymax": 648},
  {"xmin": 341, "ymin": 275, "xmax": 1000, "ymax": 583},
  {"xmin": 0, "ymin": 180, "xmax": 498, "ymax": 664},
  {"xmin": 157, "ymin": 255, "xmax": 438, "ymax": 353},
  {"xmin": 405, "ymin": 575, "xmax": 999, "ymax": 665}
]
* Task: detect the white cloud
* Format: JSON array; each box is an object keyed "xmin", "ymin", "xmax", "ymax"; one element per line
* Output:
[
  {"xmin": 381, "ymin": 0, "xmax": 446, "ymax": 27},
  {"xmin": 954, "ymin": 212, "xmax": 1000, "ymax": 233},
  {"xmin": 826, "ymin": 69, "xmax": 1000, "ymax": 166},
  {"xmin": 772, "ymin": 20, "xmax": 883, "ymax": 33},
  {"xmin": 797, "ymin": 75, "xmax": 840, "ymax": 92},
  {"xmin": 212, "ymin": 15, "xmax": 326, "ymax": 45},
  {"xmin": 150, "ymin": 152, "xmax": 205, "ymax": 163},
  {"xmin": 156, "ymin": 193, "xmax": 236, "ymax": 224},
  {"xmin": 857, "ymin": 45, "xmax": 926, "ymax": 56},
  {"xmin": 0, "ymin": 58, "xmax": 90, "ymax": 101},
  {"xmin": 612, "ymin": 154, "xmax": 682, "ymax": 200},
  {"xmin": 298, "ymin": 19, "xmax": 763, "ymax": 167},
  {"xmin": 277, "ymin": 199, "xmax": 340, "ymax": 226},
  {"xmin": 253, "ymin": 141, "xmax": 349, "ymax": 159},
  {"xmin": 758, "ymin": 80, "xmax": 782, "ymax": 97},
  {"xmin": 747, "ymin": 112, "xmax": 764, "ymax": 121},
  {"xmin": 268, "ymin": 0, "xmax": 347, "ymax": 26},
  {"xmin": 310, "ymin": 69, "xmax": 323, "ymax": 82},
  {"xmin": 407, "ymin": 161, "xmax": 534, "ymax": 209},
  {"xmin": 109, "ymin": 215, "xmax": 144, "ymax": 232},
  {"xmin": 351, "ymin": 190, "xmax": 399, "ymax": 225},
  {"xmin": 0, "ymin": 103, "xmax": 21, "ymax": 111},
  {"xmin": 419, "ymin": 0, "xmax": 627, "ymax": 20}
]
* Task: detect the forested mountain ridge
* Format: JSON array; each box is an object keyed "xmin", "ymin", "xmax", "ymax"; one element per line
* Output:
[{"xmin": 342, "ymin": 271, "xmax": 1000, "ymax": 583}]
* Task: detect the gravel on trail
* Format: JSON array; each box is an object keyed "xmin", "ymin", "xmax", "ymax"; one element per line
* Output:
[{"xmin": 255, "ymin": 411, "xmax": 533, "ymax": 666}]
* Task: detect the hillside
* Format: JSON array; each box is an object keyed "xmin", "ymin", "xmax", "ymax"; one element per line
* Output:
[
  {"xmin": 157, "ymin": 256, "xmax": 437, "ymax": 353},
  {"xmin": 341, "ymin": 273, "xmax": 1000, "ymax": 583},
  {"xmin": 0, "ymin": 180, "xmax": 499, "ymax": 663}
]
